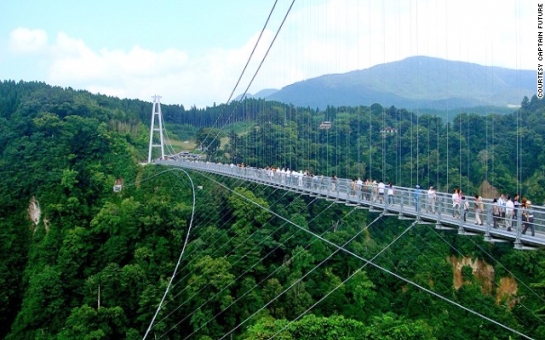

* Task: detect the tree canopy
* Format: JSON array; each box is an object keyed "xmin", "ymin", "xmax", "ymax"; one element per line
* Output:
[{"xmin": 1, "ymin": 80, "xmax": 544, "ymax": 339}]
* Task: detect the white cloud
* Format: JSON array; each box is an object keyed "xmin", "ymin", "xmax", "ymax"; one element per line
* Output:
[
  {"xmin": 6, "ymin": 1, "xmax": 535, "ymax": 107},
  {"xmin": 43, "ymin": 31, "xmax": 199, "ymax": 105},
  {"xmin": 8, "ymin": 28, "xmax": 48, "ymax": 53}
]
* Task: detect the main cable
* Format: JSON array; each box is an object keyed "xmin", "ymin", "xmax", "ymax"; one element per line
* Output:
[
  {"xmin": 143, "ymin": 168, "xmax": 197, "ymax": 340},
  {"xmin": 199, "ymin": 0, "xmax": 281, "ymax": 148},
  {"xmin": 158, "ymin": 191, "xmax": 320, "ymax": 326},
  {"xmin": 204, "ymin": 0, "xmax": 297, "ymax": 153},
  {"xmin": 155, "ymin": 172, "xmax": 344, "ymax": 339},
  {"xmin": 191, "ymin": 169, "xmax": 534, "ymax": 339}
]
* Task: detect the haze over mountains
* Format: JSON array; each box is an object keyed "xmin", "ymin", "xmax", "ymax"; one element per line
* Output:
[{"xmin": 242, "ymin": 56, "xmax": 535, "ymax": 110}]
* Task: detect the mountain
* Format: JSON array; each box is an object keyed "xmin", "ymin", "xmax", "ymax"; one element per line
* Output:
[
  {"xmin": 263, "ymin": 56, "xmax": 535, "ymax": 110},
  {"xmin": 235, "ymin": 88, "xmax": 278, "ymax": 101}
]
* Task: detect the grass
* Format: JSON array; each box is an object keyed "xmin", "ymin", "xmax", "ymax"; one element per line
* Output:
[
  {"xmin": 165, "ymin": 139, "xmax": 197, "ymax": 153},
  {"xmin": 162, "ymin": 120, "xmax": 256, "ymax": 153}
]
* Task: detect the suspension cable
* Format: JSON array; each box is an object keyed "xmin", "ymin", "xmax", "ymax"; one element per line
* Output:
[
  {"xmin": 175, "ymin": 203, "xmax": 344, "ymax": 339},
  {"xmin": 204, "ymin": 0, "xmax": 297, "ymax": 154},
  {"xmin": 219, "ymin": 212, "xmax": 386, "ymax": 340},
  {"xmin": 143, "ymin": 168, "xmax": 197, "ymax": 340},
  {"xmin": 427, "ymin": 225, "xmax": 545, "ymax": 325},
  {"xmin": 269, "ymin": 219, "xmax": 419, "ymax": 339},
  {"xmin": 196, "ymin": 171, "xmax": 535, "ymax": 340},
  {"xmin": 199, "ymin": 0, "xmax": 280, "ymax": 146},
  {"xmin": 157, "ymin": 192, "xmax": 323, "ymax": 327}
]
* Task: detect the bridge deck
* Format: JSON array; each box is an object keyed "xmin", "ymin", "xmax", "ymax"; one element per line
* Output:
[{"xmin": 159, "ymin": 160, "xmax": 545, "ymax": 250}]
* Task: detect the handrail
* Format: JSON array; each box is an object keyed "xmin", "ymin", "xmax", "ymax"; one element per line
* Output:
[{"xmin": 157, "ymin": 159, "xmax": 544, "ymax": 249}]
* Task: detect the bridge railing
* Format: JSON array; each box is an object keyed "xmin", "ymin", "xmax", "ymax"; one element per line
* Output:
[{"xmin": 160, "ymin": 160, "xmax": 544, "ymax": 244}]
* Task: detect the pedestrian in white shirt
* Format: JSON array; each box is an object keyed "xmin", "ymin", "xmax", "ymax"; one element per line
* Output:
[
  {"xmin": 505, "ymin": 196, "xmax": 514, "ymax": 229},
  {"xmin": 427, "ymin": 186, "xmax": 437, "ymax": 213}
]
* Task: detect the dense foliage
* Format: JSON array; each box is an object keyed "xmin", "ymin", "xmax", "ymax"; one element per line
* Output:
[
  {"xmin": 222, "ymin": 97, "xmax": 545, "ymax": 204},
  {"xmin": 1, "ymin": 80, "xmax": 545, "ymax": 339}
]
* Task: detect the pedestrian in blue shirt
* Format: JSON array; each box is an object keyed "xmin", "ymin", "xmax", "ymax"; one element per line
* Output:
[{"xmin": 414, "ymin": 185, "xmax": 421, "ymax": 213}]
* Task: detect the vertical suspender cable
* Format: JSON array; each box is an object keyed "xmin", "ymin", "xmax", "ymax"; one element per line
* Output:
[
  {"xmin": 369, "ymin": 106, "xmax": 373, "ymax": 181},
  {"xmin": 425, "ymin": 0, "xmax": 430, "ymax": 187},
  {"xmin": 459, "ymin": 12, "xmax": 464, "ymax": 191},
  {"xmin": 336, "ymin": 108, "xmax": 339, "ymax": 176},
  {"xmin": 490, "ymin": 9, "xmax": 496, "ymax": 186},
  {"xmin": 358, "ymin": 108, "xmax": 361, "ymax": 178},
  {"xmin": 445, "ymin": 1, "xmax": 449, "ymax": 192},
  {"xmin": 409, "ymin": 0, "xmax": 413, "ymax": 187},
  {"xmin": 433, "ymin": 0, "xmax": 440, "ymax": 189},
  {"xmin": 356, "ymin": 4, "xmax": 361, "ymax": 179},
  {"xmin": 415, "ymin": 0, "xmax": 420, "ymax": 187},
  {"xmin": 515, "ymin": 0, "xmax": 521, "ymax": 195},
  {"xmin": 467, "ymin": 113, "xmax": 470, "ymax": 187},
  {"xmin": 368, "ymin": 0, "xmax": 372, "ymax": 181},
  {"xmin": 346, "ymin": 3, "xmax": 350, "ymax": 179},
  {"xmin": 492, "ymin": 107, "xmax": 495, "ymax": 184},
  {"xmin": 381, "ymin": 0, "xmax": 386, "ymax": 182},
  {"xmin": 459, "ymin": 109, "xmax": 462, "ymax": 190},
  {"xmin": 436, "ymin": 115, "xmax": 440, "ymax": 188},
  {"xmin": 410, "ymin": 109, "xmax": 413, "ymax": 186},
  {"xmin": 397, "ymin": 0, "xmax": 402, "ymax": 185},
  {"xmin": 485, "ymin": 113, "xmax": 488, "ymax": 183},
  {"xmin": 427, "ymin": 115, "xmax": 430, "ymax": 186}
]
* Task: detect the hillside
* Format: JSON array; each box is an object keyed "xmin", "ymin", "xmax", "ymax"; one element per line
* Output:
[
  {"xmin": 264, "ymin": 56, "xmax": 535, "ymax": 110},
  {"xmin": 1, "ymin": 81, "xmax": 545, "ymax": 339}
]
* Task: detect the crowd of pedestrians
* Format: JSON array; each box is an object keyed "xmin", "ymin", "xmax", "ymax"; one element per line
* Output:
[
  {"xmin": 215, "ymin": 162, "xmax": 540, "ymax": 237},
  {"xmin": 450, "ymin": 189, "xmax": 535, "ymax": 236}
]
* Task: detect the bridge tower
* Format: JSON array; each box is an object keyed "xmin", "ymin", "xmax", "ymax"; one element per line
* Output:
[{"xmin": 147, "ymin": 95, "xmax": 165, "ymax": 163}]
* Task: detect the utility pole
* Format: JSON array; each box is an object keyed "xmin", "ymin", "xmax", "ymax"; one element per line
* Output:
[{"xmin": 148, "ymin": 95, "xmax": 165, "ymax": 163}]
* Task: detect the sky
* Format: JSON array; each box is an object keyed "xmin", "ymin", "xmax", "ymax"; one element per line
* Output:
[{"xmin": 0, "ymin": 0, "xmax": 537, "ymax": 107}]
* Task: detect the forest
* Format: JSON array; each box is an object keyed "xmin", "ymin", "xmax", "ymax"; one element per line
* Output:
[{"xmin": 1, "ymin": 80, "xmax": 545, "ymax": 339}]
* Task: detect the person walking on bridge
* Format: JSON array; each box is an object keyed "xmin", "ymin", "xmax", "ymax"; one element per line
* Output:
[
  {"xmin": 414, "ymin": 185, "xmax": 421, "ymax": 213},
  {"xmin": 387, "ymin": 182, "xmax": 395, "ymax": 205},
  {"xmin": 462, "ymin": 196, "xmax": 469, "ymax": 222},
  {"xmin": 509, "ymin": 194, "xmax": 520, "ymax": 231},
  {"xmin": 492, "ymin": 198, "xmax": 501, "ymax": 228},
  {"xmin": 452, "ymin": 188, "xmax": 461, "ymax": 219},
  {"xmin": 505, "ymin": 196, "xmax": 514, "ymax": 229},
  {"xmin": 427, "ymin": 186, "xmax": 437, "ymax": 213},
  {"xmin": 372, "ymin": 180, "xmax": 378, "ymax": 202},
  {"xmin": 350, "ymin": 179, "xmax": 357, "ymax": 197},
  {"xmin": 364, "ymin": 179, "xmax": 372, "ymax": 201},
  {"xmin": 498, "ymin": 194, "xmax": 506, "ymax": 224},
  {"xmin": 522, "ymin": 199, "xmax": 535, "ymax": 237},
  {"xmin": 377, "ymin": 180, "xmax": 385, "ymax": 204},
  {"xmin": 356, "ymin": 177, "xmax": 363, "ymax": 200},
  {"xmin": 474, "ymin": 194, "xmax": 484, "ymax": 225}
]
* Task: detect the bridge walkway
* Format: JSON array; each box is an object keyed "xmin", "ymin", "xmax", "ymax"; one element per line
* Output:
[{"xmin": 159, "ymin": 160, "xmax": 545, "ymax": 250}]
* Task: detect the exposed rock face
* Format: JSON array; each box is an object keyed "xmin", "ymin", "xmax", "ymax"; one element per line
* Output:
[
  {"xmin": 28, "ymin": 196, "xmax": 40, "ymax": 227},
  {"xmin": 449, "ymin": 255, "xmax": 518, "ymax": 307},
  {"xmin": 496, "ymin": 276, "xmax": 519, "ymax": 307},
  {"xmin": 479, "ymin": 180, "xmax": 499, "ymax": 199}
]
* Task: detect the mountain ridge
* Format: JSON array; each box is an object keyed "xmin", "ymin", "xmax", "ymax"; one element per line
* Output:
[{"xmin": 247, "ymin": 56, "xmax": 535, "ymax": 110}]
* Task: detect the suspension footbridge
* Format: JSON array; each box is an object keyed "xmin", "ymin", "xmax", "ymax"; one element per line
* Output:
[{"xmin": 158, "ymin": 159, "xmax": 545, "ymax": 250}]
